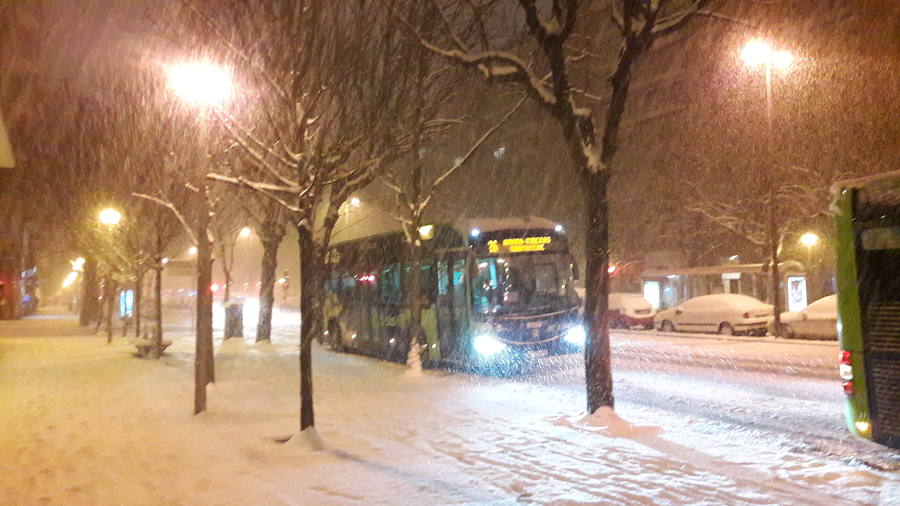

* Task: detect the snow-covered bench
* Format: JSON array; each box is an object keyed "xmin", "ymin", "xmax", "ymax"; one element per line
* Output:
[{"xmin": 132, "ymin": 339, "xmax": 173, "ymax": 358}]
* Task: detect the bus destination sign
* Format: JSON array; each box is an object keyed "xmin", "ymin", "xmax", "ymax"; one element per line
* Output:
[{"xmin": 488, "ymin": 236, "xmax": 552, "ymax": 254}]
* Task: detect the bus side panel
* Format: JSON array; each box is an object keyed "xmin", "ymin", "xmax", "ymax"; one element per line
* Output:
[{"xmin": 834, "ymin": 188, "xmax": 872, "ymax": 439}]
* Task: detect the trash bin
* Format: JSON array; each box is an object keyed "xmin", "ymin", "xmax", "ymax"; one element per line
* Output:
[{"xmin": 224, "ymin": 301, "xmax": 244, "ymax": 339}]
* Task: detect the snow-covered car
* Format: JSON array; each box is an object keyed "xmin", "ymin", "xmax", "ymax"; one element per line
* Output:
[
  {"xmin": 654, "ymin": 294, "xmax": 773, "ymax": 336},
  {"xmin": 771, "ymin": 294, "xmax": 837, "ymax": 339},
  {"xmin": 608, "ymin": 292, "xmax": 655, "ymax": 329}
]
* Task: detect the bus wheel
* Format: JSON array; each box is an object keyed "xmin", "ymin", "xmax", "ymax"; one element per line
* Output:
[{"xmin": 718, "ymin": 322, "xmax": 735, "ymax": 335}]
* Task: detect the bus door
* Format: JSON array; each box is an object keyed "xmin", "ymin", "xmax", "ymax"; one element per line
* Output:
[{"xmin": 436, "ymin": 254, "xmax": 468, "ymax": 361}]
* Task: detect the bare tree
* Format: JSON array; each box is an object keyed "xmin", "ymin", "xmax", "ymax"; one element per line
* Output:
[
  {"xmin": 381, "ymin": 99, "xmax": 523, "ymax": 373},
  {"xmin": 408, "ymin": 0, "xmax": 714, "ymax": 412},
  {"xmin": 191, "ymin": 1, "xmax": 441, "ymax": 432},
  {"xmin": 238, "ymin": 194, "xmax": 287, "ymax": 343}
]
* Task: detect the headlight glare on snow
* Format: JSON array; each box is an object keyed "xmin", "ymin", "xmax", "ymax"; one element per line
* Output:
[
  {"xmin": 564, "ymin": 325, "xmax": 586, "ymax": 346},
  {"xmin": 473, "ymin": 334, "xmax": 506, "ymax": 356}
]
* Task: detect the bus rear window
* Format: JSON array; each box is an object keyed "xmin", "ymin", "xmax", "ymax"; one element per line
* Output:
[{"xmin": 861, "ymin": 227, "xmax": 900, "ymax": 250}]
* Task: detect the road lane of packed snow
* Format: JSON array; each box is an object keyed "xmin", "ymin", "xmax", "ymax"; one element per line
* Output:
[{"xmin": 1, "ymin": 309, "xmax": 898, "ymax": 505}]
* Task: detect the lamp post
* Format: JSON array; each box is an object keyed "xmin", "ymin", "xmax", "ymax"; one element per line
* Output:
[
  {"xmin": 800, "ymin": 232, "xmax": 818, "ymax": 298},
  {"xmin": 97, "ymin": 207, "xmax": 122, "ymax": 343},
  {"xmin": 741, "ymin": 39, "xmax": 793, "ymax": 335},
  {"xmin": 166, "ymin": 59, "xmax": 232, "ymax": 414}
]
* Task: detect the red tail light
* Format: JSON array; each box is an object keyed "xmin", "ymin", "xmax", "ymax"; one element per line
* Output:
[
  {"xmin": 843, "ymin": 380, "xmax": 855, "ymax": 395},
  {"xmin": 840, "ymin": 350, "xmax": 854, "ymax": 395},
  {"xmin": 840, "ymin": 350, "xmax": 852, "ymax": 365},
  {"xmin": 742, "ymin": 312, "xmax": 750, "ymax": 319}
]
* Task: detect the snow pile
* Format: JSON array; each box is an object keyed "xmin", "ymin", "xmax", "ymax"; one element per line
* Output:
[
  {"xmin": 579, "ymin": 406, "xmax": 663, "ymax": 437},
  {"xmin": 285, "ymin": 427, "xmax": 326, "ymax": 452}
]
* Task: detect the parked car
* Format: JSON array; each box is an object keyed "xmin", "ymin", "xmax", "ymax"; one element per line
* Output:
[
  {"xmin": 608, "ymin": 292, "xmax": 655, "ymax": 329},
  {"xmin": 770, "ymin": 294, "xmax": 837, "ymax": 339},
  {"xmin": 654, "ymin": 293, "xmax": 773, "ymax": 336}
]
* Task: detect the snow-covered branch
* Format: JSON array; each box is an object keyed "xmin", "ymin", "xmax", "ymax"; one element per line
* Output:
[
  {"xmin": 396, "ymin": 14, "xmax": 557, "ymax": 109},
  {"xmin": 215, "ymin": 109, "xmax": 299, "ymax": 184},
  {"xmin": 421, "ymin": 95, "xmax": 525, "ymax": 210},
  {"xmin": 206, "ymin": 173, "xmax": 304, "ymax": 214},
  {"xmin": 133, "ymin": 193, "xmax": 198, "ymax": 246}
]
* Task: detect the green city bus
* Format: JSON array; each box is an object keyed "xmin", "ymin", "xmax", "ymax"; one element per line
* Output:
[
  {"xmin": 322, "ymin": 217, "xmax": 583, "ymax": 370},
  {"xmin": 833, "ymin": 170, "xmax": 900, "ymax": 449}
]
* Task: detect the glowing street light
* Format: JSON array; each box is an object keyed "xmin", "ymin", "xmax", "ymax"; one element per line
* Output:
[
  {"xmin": 239, "ymin": 226, "xmax": 251, "ymax": 238},
  {"xmin": 741, "ymin": 39, "xmax": 793, "ymax": 71},
  {"xmin": 167, "ymin": 61, "xmax": 232, "ymax": 107},
  {"xmin": 799, "ymin": 232, "xmax": 818, "ymax": 248},
  {"xmin": 98, "ymin": 208, "xmax": 122, "ymax": 226},
  {"xmin": 188, "ymin": 246, "xmax": 198, "ymax": 256},
  {"xmin": 61, "ymin": 271, "xmax": 79, "ymax": 289}
]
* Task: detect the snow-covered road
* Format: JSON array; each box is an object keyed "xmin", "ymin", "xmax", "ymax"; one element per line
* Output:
[
  {"xmin": 1, "ymin": 308, "xmax": 898, "ymax": 505},
  {"xmin": 520, "ymin": 330, "xmax": 899, "ymax": 472}
]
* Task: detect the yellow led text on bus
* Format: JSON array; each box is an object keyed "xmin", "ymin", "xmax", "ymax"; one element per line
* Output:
[{"xmin": 487, "ymin": 236, "xmax": 552, "ymax": 253}]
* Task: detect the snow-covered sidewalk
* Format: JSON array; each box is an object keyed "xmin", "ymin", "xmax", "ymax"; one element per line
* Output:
[{"xmin": 1, "ymin": 310, "xmax": 896, "ymax": 505}]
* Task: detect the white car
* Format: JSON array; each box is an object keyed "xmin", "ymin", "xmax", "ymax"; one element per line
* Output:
[
  {"xmin": 608, "ymin": 293, "xmax": 656, "ymax": 329},
  {"xmin": 773, "ymin": 295, "xmax": 838, "ymax": 339},
  {"xmin": 654, "ymin": 294, "xmax": 773, "ymax": 336}
]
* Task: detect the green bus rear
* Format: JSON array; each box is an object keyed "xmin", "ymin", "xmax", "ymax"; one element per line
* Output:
[{"xmin": 833, "ymin": 171, "xmax": 900, "ymax": 449}]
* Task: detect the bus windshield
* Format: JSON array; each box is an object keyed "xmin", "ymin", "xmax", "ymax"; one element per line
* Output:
[{"xmin": 473, "ymin": 253, "xmax": 578, "ymax": 315}]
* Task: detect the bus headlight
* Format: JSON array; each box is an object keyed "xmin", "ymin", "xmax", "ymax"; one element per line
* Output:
[
  {"xmin": 473, "ymin": 335, "xmax": 506, "ymax": 356},
  {"xmin": 564, "ymin": 325, "xmax": 586, "ymax": 346}
]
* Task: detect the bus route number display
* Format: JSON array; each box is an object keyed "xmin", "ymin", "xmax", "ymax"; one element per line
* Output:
[{"xmin": 488, "ymin": 236, "xmax": 552, "ymax": 254}]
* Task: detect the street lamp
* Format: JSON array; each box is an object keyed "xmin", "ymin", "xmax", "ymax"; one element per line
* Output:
[
  {"xmin": 167, "ymin": 61, "xmax": 232, "ymax": 107},
  {"xmin": 98, "ymin": 208, "xmax": 122, "ymax": 226},
  {"xmin": 741, "ymin": 39, "xmax": 793, "ymax": 334},
  {"xmin": 239, "ymin": 226, "xmax": 251, "ymax": 238},
  {"xmin": 800, "ymin": 232, "xmax": 818, "ymax": 275},
  {"xmin": 799, "ymin": 232, "xmax": 818, "ymax": 249}
]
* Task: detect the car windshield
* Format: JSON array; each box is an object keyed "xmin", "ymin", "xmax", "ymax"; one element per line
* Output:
[{"xmin": 473, "ymin": 253, "xmax": 578, "ymax": 315}]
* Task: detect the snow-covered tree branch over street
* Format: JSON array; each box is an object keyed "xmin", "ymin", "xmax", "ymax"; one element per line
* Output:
[{"xmin": 408, "ymin": 0, "xmax": 711, "ymax": 412}]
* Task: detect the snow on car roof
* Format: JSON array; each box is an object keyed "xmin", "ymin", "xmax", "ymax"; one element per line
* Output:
[
  {"xmin": 807, "ymin": 294, "xmax": 837, "ymax": 311},
  {"xmin": 684, "ymin": 293, "xmax": 769, "ymax": 307}
]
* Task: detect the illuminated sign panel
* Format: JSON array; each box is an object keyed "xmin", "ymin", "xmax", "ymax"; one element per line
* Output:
[{"xmin": 488, "ymin": 236, "xmax": 552, "ymax": 254}]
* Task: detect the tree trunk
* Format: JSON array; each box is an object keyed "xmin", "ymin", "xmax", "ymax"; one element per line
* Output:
[
  {"xmin": 219, "ymin": 240, "xmax": 232, "ymax": 304},
  {"xmin": 769, "ymin": 230, "xmax": 782, "ymax": 337},
  {"xmin": 406, "ymin": 235, "xmax": 424, "ymax": 373},
  {"xmin": 256, "ymin": 227, "xmax": 283, "ymax": 343},
  {"xmin": 195, "ymin": 210, "xmax": 215, "ymax": 414},
  {"xmin": 583, "ymin": 170, "xmax": 614, "ymax": 413},
  {"xmin": 297, "ymin": 226, "xmax": 323, "ymax": 430},
  {"xmin": 134, "ymin": 269, "xmax": 143, "ymax": 338},
  {"xmin": 151, "ymin": 265, "xmax": 164, "ymax": 358},
  {"xmin": 105, "ymin": 278, "xmax": 116, "ymax": 344},
  {"xmin": 79, "ymin": 257, "xmax": 100, "ymax": 326}
]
